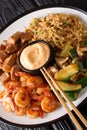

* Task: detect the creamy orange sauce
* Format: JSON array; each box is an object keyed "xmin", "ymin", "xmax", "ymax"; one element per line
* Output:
[{"xmin": 20, "ymin": 42, "xmax": 50, "ymax": 70}]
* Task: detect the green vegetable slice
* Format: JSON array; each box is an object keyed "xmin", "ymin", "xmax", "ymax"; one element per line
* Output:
[
  {"xmin": 69, "ymin": 48, "xmax": 78, "ymax": 58},
  {"xmin": 65, "ymin": 92, "xmax": 78, "ymax": 101},
  {"xmin": 75, "ymin": 77, "xmax": 87, "ymax": 88},
  {"xmin": 54, "ymin": 64, "xmax": 79, "ymax": 81},
  {"xmin": 56, "ymin": 81, "xmax": 82, "ymax": 92}
]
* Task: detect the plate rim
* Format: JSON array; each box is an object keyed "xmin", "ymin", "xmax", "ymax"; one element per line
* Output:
[
  {"xmin": 0, "ymin": 5, "xmax": 87, "ymax": 128},
  {"xmin": 0, "ymin": 97, "xmax": 87, "ymax": 128}
]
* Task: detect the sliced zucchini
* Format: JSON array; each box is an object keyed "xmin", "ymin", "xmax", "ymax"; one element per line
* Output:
[
  {"xmin": 56, "ymin": 81, "xmax": 82, "ymax": 92},
  {"xmin": 65, "ymin": 92, "xmax": 78, "ymax": 101},
  {"xmin": 62, "ymin": 77, "xmax": 71, "ymax": 83},
  {"xmin": 75, "ymin": 77, "xmax": 87, "ymax": 88},
  {"xmin": 54, "ymin": 63, "xmax": 79, "ymax": 81}
]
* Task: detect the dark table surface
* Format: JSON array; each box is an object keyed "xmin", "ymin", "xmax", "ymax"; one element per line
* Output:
[{"xmin": 0, "ymin": 0, "xmax": 87, "ymax": 130}]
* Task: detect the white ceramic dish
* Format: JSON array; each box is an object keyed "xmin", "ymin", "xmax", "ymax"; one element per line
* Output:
[{"xmin": 0, "ymin": 6, "xmax": 87, "ymax": 127}]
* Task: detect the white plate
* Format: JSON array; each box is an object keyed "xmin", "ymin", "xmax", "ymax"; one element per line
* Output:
[{"xmin": 0, "ymin": 6, "xmax": 87, "ymax": 127}]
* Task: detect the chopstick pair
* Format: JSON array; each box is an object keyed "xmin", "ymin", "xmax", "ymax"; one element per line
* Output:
[{"xmin": 40, "ymin": 67, "xmax": 87, "ymax": 130}]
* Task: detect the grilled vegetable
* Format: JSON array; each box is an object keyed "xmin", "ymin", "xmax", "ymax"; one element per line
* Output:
[
  {"xmin": 75, "ymin": 77, "xmax": 87, "ymax": 88},
  {"xmin": 65, "ymin": 92, "xmax": 78, "ymax": 101},
  {"xmin": 54, "ymin": 64, "xmax": 79, "ymax": 81},
  {"xmin": 56, "ymin": 81, "xmax": 82, "ymax": 92},
  {"xmin": 62, "ymin": 77, "xmax": 71, "ymax": 82},
  {"xmin": 69, "ymin": 48, "xmax": 77, "ymax": 59},
  {"xmin": 78, "ymin": 61, "xmax": 84, "ymax": 70},
  {"xmin": 60, "ymin": 42, "xmax": 73, "ymax": 57}
]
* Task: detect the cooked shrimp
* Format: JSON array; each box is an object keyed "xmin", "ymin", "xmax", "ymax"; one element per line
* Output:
[
  {"xmin": 30, "ymin": 86, "xmax": 54, "ymax": 101},
  {"xmin": 15, "ymin": 72, "xmax": 44, "ymax": 89},
  {"xmin": 2, "ymin": 97, "xmax": 15, "ymax": 112},
  {"xmin": 15, "ymin": 106, "xmax": 26, "ymax": 116},
  {"xmin": 14, "ymin": 88, "xmax": 31, "ymax": 108},
  {"xmin": 41, "ymin": 96, "xmax": 58, "ymax": 113},
  {"xmin": 30, "ymin": 87, "xmax": 44, "ymax": 101},
  {"xmin": 36, "ymin": 86, "xmax": 53, "ymax": 97},
  {"xmin": 4, "ymin": 81, "xmax": 21, "ymax": 91},
  {"xmin": 43, "ymin": 86, "xmax": 54, "ymax": 97},
  {"xmin": 0, "ymin": 90, "xmax": 5, "ymax": 102},
  {"xmin": 15, "ymin": 71, "xmax": 31, "ymax": 82},
  {"xmin": 27, "ymin": 101, "xmax": 43, "ymax": 118},
  {"xmin": 3, "ymin": 101, "xmax": 12, "ymax": 112}
]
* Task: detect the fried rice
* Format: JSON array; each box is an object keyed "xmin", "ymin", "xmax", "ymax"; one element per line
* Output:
[{"xmin": 27, "ymin": 14, "xmax": 87, "ymax": 49}]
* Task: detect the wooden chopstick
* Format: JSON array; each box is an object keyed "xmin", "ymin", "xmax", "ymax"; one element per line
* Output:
[
  {"xmin": 42, "ymin": 67, "xmax": 87, "ymax": 127},
  {"xmin": 40, "ymin": 67, "xmax": 87, "ymax": 130}
]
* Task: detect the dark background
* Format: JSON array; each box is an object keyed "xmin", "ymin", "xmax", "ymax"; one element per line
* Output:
[
  {"xmin": 0, "ymin": 0, "xmax": 87, "ymax": 130},
  {"xmin": 0, "ymin": 0, "xmax": 87, "ymax": 31}
]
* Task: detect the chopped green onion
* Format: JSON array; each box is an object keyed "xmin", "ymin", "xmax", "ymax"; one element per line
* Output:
[
  {"xmin": 78, "ymin": 61, "xmax": 84, "ymax": 70},
  {"xmin": 69, "ymin": 48, "xmax": 77, "ymax": 58},
  {"xmin": 35, "ymin": 31, "xmax": 40, "ymax": 34}
]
